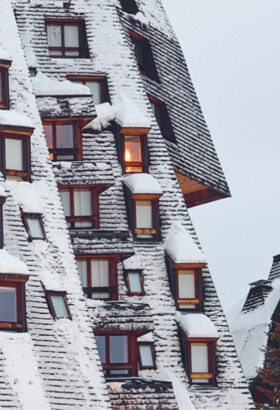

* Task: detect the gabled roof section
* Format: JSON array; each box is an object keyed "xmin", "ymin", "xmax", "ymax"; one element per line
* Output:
[{"xmin": 268, "ymin": 254, "xmax": 280, "ymax": 281}]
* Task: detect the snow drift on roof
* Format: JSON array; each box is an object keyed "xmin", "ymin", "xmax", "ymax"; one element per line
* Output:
[
  {"xmin": 84, "ymin": 102, "xmax": 115, "ymax": 131},
  {"xmin": 0, "ymin": 47, "xmax": 11, "ymax": 61},
  {"xmin": 114, "ymin": 92, "xmax": 150, "ymax": 128},
  {"xmin": 123, "ymin": 254, "xmax": 143, "ymax": 270},
  {"xmin": 32, "ymin": 71, "xmax": 91, "ymax": 96},
  {"xmin": 176, "ymin": 312, "xmax": 218, "ymax": 338},
  {"xmin": 10, "ymin": 181, "xmax": 43, "ymax": 213},
  {"xmin": 164, "ymin": 222, "xmax": 206, "ymax": 264},
  {"xmin": 0, "ymin": 249, "xmax": 28, "ymax": 274},
  {"xmin": 123, "ymin": 173, "xmax": 162, "ymax": 195},
  {"xmin": 0, "ymin": 109, "xmax": 33, "ymax": 128}
]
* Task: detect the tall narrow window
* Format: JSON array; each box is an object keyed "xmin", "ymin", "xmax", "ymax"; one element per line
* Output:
[
  {"xmin": 68, "ymin": 76, "xmax": 110, "ymax": 105},
  {"xmin": 43, "ymin": 120, "xmax": 81, "ymax": 161},
  {"xmin": 125, "ymin": 270, "xmax": 145, "ymax": 296},
  {"xmin": 118, "ymin": 130, "xmax": 149, "ymax": 173},
  {"xmin": 46, "ymin": 20, "xmax": 89, "ymax": 58},
  {"xmin": 148, "ymin": 96, "xmax": 176, "ymax": 142},
  {"xmin": 0, "ymin": 64, "xmax": 9, "ymax": 109},
  {"xmin": 46, "ymin": 291, "xmax": 71, "ymax": 320},
  {"xmin": 76, "ymin": 256, "xmax": 118, "ymax": 300},
  {"xmin": 119, "ymin": 0, "xmax": 139, "ymax": 14},
  {"xmin": 22, "ymin": 213, "xmax": 45, "ymax": 241},
  {"xmin": 0, "ymin": 133, "xmax": 31, "ymax": 181},
  {"xmin": 130, "ymin": 32, "xmax": 160, "ymax": 83},
  {"xmin": 138, "ymin": 343, "xmax": 156, "ymax": 369},
  {"xmin": 189, "ymin": 342, "xmax": 214, "ymax": 385}
]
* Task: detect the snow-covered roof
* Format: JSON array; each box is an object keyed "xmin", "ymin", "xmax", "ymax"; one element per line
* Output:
[
  {"xmin": 0, "ymin": 109, "xmax": 33, "ymax": 128},
  {"xmin": 165, "ymin": 222, "xmax": 206, "ymax": 264},
  {"xmin": 32, "ymin": 71, "xmax": 91, "ymax": 96},
  {"xmin": 84, "ymin": 102, "xmax": 115, "ymax": 131},
  {"xmin": 0, "ymin": 47, "xmax": 11, "ymax": 61},
  {"xmin": 176, "ymin": 312, "xmax": 219, "ymax": 338},
  {"xmin": 10, "ymin": 181, "xmax": 43, "ymax": 213},
  {"xmin": 137, "ymin": 331, "xmax": 154, "ymax": 342},
  {"xmin": 0, "ymin": 185, "xmax": 7, "ymax": 198},
  {"xmin": 123, "ymin": 173, "xmax": 162, "ymax": 195},
  {"xmin": 0, "ymin": 249, "xmax": 29, "ymax": 275},
  {"xmin": 114, "ymin": 92, "xmax": 150, "ymax": 129},
  {"xmin": 123, "ymin": 254, "xmax": 143, "ymax": 270}
]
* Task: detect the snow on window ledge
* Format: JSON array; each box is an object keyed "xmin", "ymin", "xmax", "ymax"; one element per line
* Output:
[
  {"xmin": 123, "ymin": 173, "xmax": 162, "ymax": 195},
  {"xmin": 176, "ymin": 312, "xmax": 218, "ymax": 339},
  {"xmin": 0, "ymin": 249, "xmax": 28, "ymax": 274}
]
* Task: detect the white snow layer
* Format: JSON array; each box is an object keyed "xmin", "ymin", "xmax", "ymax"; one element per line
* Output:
[
  {"xmin": 228, "ymin": 278, "xmax": 280, "ymax": 379},
  {"xmin": 123, "ymin": 173, "xmax": 162, "ymax": 194},
  {"xmin": 0, "ymin": 47, "xmax": 11, "ymax": 61},
  {"xmin": 176, "ymin": 312, "xmax": 219, "ymax": 338},
  {"xmin": 123, "ymin": 254, "xmax": 143, "ymax": 270},
  {"xmin": 0, "ymin": 333, "xmax": 50, "ymax": 410},
  {"xmin": 10, "ymin": 181, "xmax": 43, "ymax": 213},
  {"xmin": 165, "ymin": 222, "xmax": 206, "ymax": 264},
  {"xmin": 0, "ymin": 109, "xmax": 33, "ymax": 128},
  {"xmin": 0, "ymin": 249, "xmax": 28, "ymax": 274},
  {"xmin": 32, "ymin": 71, "xmax": 91, "ymax": 96},
  {"xmin": 137, "ymin": 331, "xmax": 154, "ymax": 342},
  {"xmin": 0, "ymin": 185, "xmax": 6, "ymax": 198}
]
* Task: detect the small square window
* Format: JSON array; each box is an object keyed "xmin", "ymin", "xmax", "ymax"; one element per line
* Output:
[
  {"xmin": 46, "ymin": 20, "xmax": 89, "ymax": 58},
  {"xmin": 68, "ymin": 76, "xmax": 110, "ymax": 105},
  {"xmin": 0, "ymin": 133, "xmax": 31, "ymax": 180},
  {"xmin": 22, "ymin": 213, "xmax": 45, "ymax": 241},
  {"xmin": 46, "ymin": 291, "xmax": 71, "ymax": 320},
  {"xmin": 125, "ymin": 270, "xmax": 144, "ymax": 295},
  {"xmin": 138, "ymin": 343, "xmax": 156, "ymax": 369}
]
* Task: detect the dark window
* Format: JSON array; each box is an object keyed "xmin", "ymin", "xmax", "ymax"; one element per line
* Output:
[
  {"xmin": 0, "ymin": 132, "xmax": 31, "ymax": 181},
  {"xmin": 0, "ymin": 194, "xmax": 6, "ymax": 249},
  {"xmin": 138, "ymin": 343, "xmax": 156, "ymax": 369},
  {"xmin": 95, "ymin": 332, "xmax": 137, "ymax": 378},
  {"xmin": 68, "ymin": 76, "xmax": 110, "ymax": 105},
  {"xmin": 43, "ymin": 120, "xmax": 81, "ymax": 161},
  {"xmin": 0, "ymin": 66, "xmax": 9, "ymax": 109},
  {"xmin": 118, "ymin": 130, "xmax": 149, "ymax": 173},
  {"xmin": 46, "ymin": 291, "xmax": 71, "ymax": 320},
  {"xmin": 130, "ymin": 32, "xmax": 160, "ymax": 83},
  {"xmin": 46, "ymin": 20, "xmax": 89, "ymax": 58},
  {"xmin": 119, "ymin": 0, "xmax": 139, "ymax": 14},
  {"xmin": 125, "ymin": 270, "xmax": 145, "ymax": 296},
  {"xmin": 22, "ymin": 213, "xmax": 45, "ymax": 241},
  {"xmin": 0, "ymin": 275, "xmax": 29, "ymax": 332},
  {"xmin": 148, "ymin": 96, "xmax": 176, "ymax": 142},
  {"xmin": 76, "ymin": 256, "xmax": 119, "ymax": 300}
]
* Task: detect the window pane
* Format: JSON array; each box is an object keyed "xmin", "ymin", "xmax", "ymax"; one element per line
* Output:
[
  {"xmin": 73, "ymin": 190, "xmax": 92, "ymax": 216},
  {"xmin": 64, "ymin": 51, "xmax": 80, "ymax": 57},
  {"xmin": 47, "ymin": 24, "xmax": 62, "ymax": 47},
  {"xmin": 77, "ymin": 260, "xmax": 88, "ymax": 287},
  {"xmin": 60, "ymin": 191, "xmax": 71, "ymax": 216},
  {"xmin": 64, "ymin": 25, "xmax": 79, "ymax": 47},
  {"xmin": 139, "ymin": 345, "xmax": 154, "ymax": 367},
  {"xmin": 5, "ymin": 138, "xmax": 23, "ymax": 171},
  {"xmin": 191, "ymin": 343, "xmax": 209, "ymax": 373},
  {"xmin": 150, "ymin": 101, "xmax": 156, "ymax": 117},
  {"xmin": 95, "ymin": 335, "xmax": 106, "ymax": 363},
  {"xmin": 110, "ymin": 335, "xmax": 128, "ymax": 364},
  {"xmin": 91, "ymin": 260, "xmax": 109, "ymax": 287},
  {"xmin": 27, "ymin": 217, "xmax": 44, "ymax": 239},
  {"xmin": 50, "ymin": 295, "xmax": 69, "ymax": 318},
  {"xmin": 86, "ymin": 82, "xmax": 102, "ymax": 105},
  {"xmin": 124, "ymin": 135, "xmax": 142, "ymax": 163},
  {"xmin": 43, "ymin": 124, "xmax": 53, "ymax": 149},
  {"xmin": 56, "ymin": 124, "xmax": 74, "ymax": 148},
  {"xmin": 135, "ymin": 200, "xmax": 152, "ymax": 229},
  {"xmin": 178, "ymin": 270, "xmax": 195, "ymax": 299},
  {"xmin": 0, "ymin": 71, "xmax": 3, "ymax": 103},
  {"xmin": 128, "ymin": 272, "xmax": 142, "ymax": 293},
  {"xmin": 0, "ymin": 287, "xmax": 17, "ymax": 322}
]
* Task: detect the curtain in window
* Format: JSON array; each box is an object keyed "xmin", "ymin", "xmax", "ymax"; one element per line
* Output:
[
  {"xmin": 91, "ymin": 260, "xmax": 109, "ymax": 287},
  {"xmin": 56, "ymin": 124, "xmax": 74, "ymax": 149},
  {"xmin": 0, "ymin": 287, "xmax": 17, "ymax": 322},
  {"xmin": 74, "ymin": 190, "xmax": 91, "ymax": 216},
  {"xmin": 124, "ymin": 135, "xmax": 142, "ymax": 163},
  {"xmin": 60, "ymin": 191, "xmax": 71, "ymax": 216},
  {"xmin": 178, "ymin": 270, "xmax": 195, "ymax": 299},
  {"xmin": 136, "ymin": 200, "xmax": 152, "ymax": 229},
  {"xmin": 47, "ymin": 25, "xmax": 62, "ymax": 47},
  {"xmin": 191, "ymin": 343, "xmax": 209, "ymax": 373},
  {"xmin": 110, "ymin": 335, "xmax": 128, "ymax": 363},
  {"xmin": 64, "ymin": 25, "xmax": 79, "ymax": 47},
  {"xmin": 5, "ymin": 139, "xmax": 23, "ymax": 171},
  {"xmin": 27, "ymin": 218, "xmax": 44, "ymax": 239},
  {"xmin": 77, "ymin": 260, "xmax": 88, "ymax": 287}
]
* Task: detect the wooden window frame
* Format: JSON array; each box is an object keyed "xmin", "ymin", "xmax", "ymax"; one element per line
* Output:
[
  {"xmin": 0, "ymin": 65, "xmax": 10, "ymax": 109},
  {"xmin": 45, "ymin": 19, "xmax": 89, "ymax": 59},
  {"xmin": 76, "ymin": 255, "xmax": 120, "ymax": 300},
  {"xmin": 124, "ymin": 269, "xmax": 145, "ymax": 296},
  {"xmin": 119, "ymin": 0, "xmax": 139, "ymax": 14},
  {"xmin": 0, "ymin": 274, "xmax": 29, "ymax": 332},
  {"xmin": 46, "ymin": 290, "xmax": 72, "ymax": 320},
  {"xmin": 0, "ymin": 195, "xmax": 6, "ymax": 249},
  {"xmin": 95, "ymin": 330, "xmax": 138, "ymax": 378},
  {"xmin": 148, "ymin": 95, "xmax": 176, "ymax": 143},
  {"xmin": 0, "ymin": 132, "xmax": 31, "ymax": 181},
  {"xmin": 59, "ymin": 185, "xmax": 107, "ymax": 229},
  {"xmin": 129, "ymin": 31, "xmax": 160, "ymax": 83},
  {"xmin": 67, "ymin": 75, "xmax": 110, "ymax": 104},
  {"xmin": 131, "ymin": 194, "xmax": 161, "ymax": 242},
  {"xmin": 137, "ymin": 342, "xmax": 156, "ymax": 370},
  {"xmin": 22, "ymin": 212, "xmax": 46, "ymax": 241},
  {"xmin": 42, "ymin": 119, "xmax": 82, "ymax": 162},
  {"xmin": 118, "ymin": 128, "xmax": 149, "ymax": 174}
]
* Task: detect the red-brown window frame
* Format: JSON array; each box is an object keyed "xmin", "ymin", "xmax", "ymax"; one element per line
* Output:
[
  {"xmin": 67, "ymin": 75, "xmax": 110, "ymax": 104},
  {"xmin": 0, "ymin": 131, "xmax": 31, "ymax": 181},
  {"xmin": 0, "ymin": 274, "xmax": 29, "ymax": 332},
  {"xmin": 118, "ymin": 128, "xmax": 149, "ymax": 174},
  {"xmin": 0, "ymin": 194, "xmax": 6, "ymax": 249},
  {"xmin": 76, "ymin": 255, "xmax": 120, "ymax": 300},
  {"xmin": 0, "ymin": 63, "xmax": 10, "ymax": 109},
  {"xmin": 46, "ymin": 290, "xmax": 72, "ymax": 320},
  {"xmin": 42, "ymin": 119, "xmax": 83, "ymax": 162},
  {"xmin": 148, "ymin": 95, "xmax": 176, "ymax": 143},
  {"xmin": 59, "ymin": 185, "xmax": 107, "ymax": 229},
  {"xmin": 95, "ymin": 330, "xmax": 139, "ymax": 378},
  {"xmin": 124, "ymin": 269, "xmax": 145, "ymax": 296},
  {"xmin": 174, "ymin": 265, "xmax": 203, "ymax": 311},
  {"xmin": 187, "ymin": 339, "xmax": 217, "ymax": 386},
  {"xmin": 137, "ymin": 342, "xmax": 156, "ymax": 370},
  {"xmin": 22, "ymin": 212, "xmax": 46, "ymax": 241},
  {"xmin": 45, "ymin": 19, "xmax": 89, "ymax": 59}
]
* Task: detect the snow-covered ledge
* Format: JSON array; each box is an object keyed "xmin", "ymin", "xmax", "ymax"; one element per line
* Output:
[
  {"xmin": 164, "ymin": 222, "xmax": 206, "ymax": 265},
  {"xmin": 176, "ymin": 312, "xmax": 218, "ymax": 339},
  {"xmin": 0, "ymin": 109, "xmax": 33, "ymax": 129},
  {"xmin": 123, "ymin": 254, "xmax": 143, "ymax": 270},
  {"xmin": 0, "ymin": 249, "xmax": 29, "ymax": 275},
  {"xmin": 123, "ymin": 173, "xmax": 162, "ymax": 195},
  {"xmin": 0, "ymin": 47, "xmax": 12, "ymax": 62},
  {"xmin": 32, "ymin": 71, "xmax": 91, "ymax": 96}
]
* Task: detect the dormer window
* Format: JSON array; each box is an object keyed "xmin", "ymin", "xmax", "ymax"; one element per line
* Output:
[
  {"xmin": 148, "ymin": 96, "xmax": 176, "ymax": 143},
  {"xmin": 119, "ymin": 0, "xmax": 139, "ymax": 14},
  {"xmin": 125, "ymin": 270, "xmax": 145, "ymax": 296},
  {"xmin": 138, "ymin": 343, "xmax": 156, "ymax": 369},
  {"xmin": 129, "ymin": 32, "xmax": 160, "ymax": 83},
  {"xmin": 0, "ymin": 132, "xmax": 31, "ymax": 181},
  {"xmin": 118, "ymin": 129, "xmax": 149, "ymax": 173},
  {"xmin": 22, "ymin": 213, "xmax": 45, "ymax": 241},
  {"xmin": 46, "ymin": 20, "xmax": 89, "ymax": 58},
  {"xmin": 43, "ymin": 120, "xmax": 81, "ymax": 161},
  {"xmin": 46, "ymin": 291, "xmax": 71, "ymax": 320},
  {"xmin": 0, "ymin": 61, "xmax": 10, "ymax": 109},
  {"xmin": 68, "ymin": 76, "xmax": 110, "ymax": 105}
]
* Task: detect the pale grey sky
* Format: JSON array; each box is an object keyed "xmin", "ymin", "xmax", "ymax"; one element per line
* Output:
[{"xmin": 162, "ymin": 0, "xmax": 280, "ymax": 311}]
